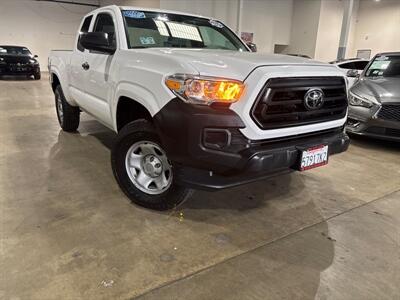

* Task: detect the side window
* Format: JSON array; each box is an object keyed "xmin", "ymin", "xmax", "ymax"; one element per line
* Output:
[
  {"xmin": 77, "ymin": 15, "xmax": 93, "ymax": 52},
  {"xmin": 338, "ymin": 62, "xmax": 354, "ymax": 69},
  {"xmin": 93, "ymin": 13, "xmax": 116, "ymax": 47},
  {"xmin": 353, "ymin": 61, "xmax": 369, "ymax": 71}
]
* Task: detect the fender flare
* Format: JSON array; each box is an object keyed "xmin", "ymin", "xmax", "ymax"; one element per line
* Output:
[
  {"xmin": 112, "ymin": 81, "xmax": 165, "ymax": 131},
  {"xmin": 50, "ymin": 66, "xmax": 78, "ymax": 106}
]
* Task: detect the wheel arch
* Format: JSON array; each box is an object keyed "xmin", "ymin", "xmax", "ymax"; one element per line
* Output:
[
  {"xmin": 49, "ymin": 67, "xmax": 78, "ymax": 106},
  {"xmin": 115, "ymin": 96, "xmax": 154, "ymax": 132},
  {"xmin": 113, "ymin": 82, "xmax": 167, "ymax": 132},
  {"xmin": 51, "ymin": 72, "xmax": 61, "ymax": 92}
]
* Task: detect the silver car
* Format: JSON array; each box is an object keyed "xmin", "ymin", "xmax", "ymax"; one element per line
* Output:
[{"xmin": 347, "ymin": 52, "xmax": 400, "ymax": 141}]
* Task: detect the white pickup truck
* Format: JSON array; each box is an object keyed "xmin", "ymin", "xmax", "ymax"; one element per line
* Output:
[{"xmin": 48, "ymin": 5, "xmax": 349, "ymax": 210}]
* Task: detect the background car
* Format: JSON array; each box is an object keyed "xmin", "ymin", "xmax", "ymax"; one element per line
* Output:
[
  {"xmin": 346, "ymin": 52, "xmax": 400, "ymax": 141},
  {"xmin": 330, "ymin": 58, "xmax": 369, "ymax": 87},
  {"xmin": 0, "ymin": 45, "xmax": 41, "ymax": 79}
]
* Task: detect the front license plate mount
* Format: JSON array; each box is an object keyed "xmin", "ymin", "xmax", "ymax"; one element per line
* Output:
[{"xmin": 299, "ymin": 145, "xmax": 329, "ymax": 171}]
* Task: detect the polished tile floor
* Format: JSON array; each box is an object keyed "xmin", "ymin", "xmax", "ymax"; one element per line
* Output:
[{"xmin": 1, "ymin": 74, "xmax": 399, "ymax": 299}]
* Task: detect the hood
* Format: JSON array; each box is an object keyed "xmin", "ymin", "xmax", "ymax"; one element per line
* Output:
[
  {"xmin": 0, "ymin": 54, "xmax": 35, "ymax": 64},
  {"xmin": 351, "ymin": 77, "xmax": 400, "ymax": 104},
  {"xmin": 139, "ymin": 48, "xmax": 333, "ymax": 81}
]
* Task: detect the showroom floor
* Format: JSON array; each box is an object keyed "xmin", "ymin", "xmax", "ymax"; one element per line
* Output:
[{"xmin": 1, "ymin": 74, "xmax": 399, "ymax": 300}]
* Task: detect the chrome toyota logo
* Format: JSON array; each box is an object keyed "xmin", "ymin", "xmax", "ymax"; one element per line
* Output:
[{"xmin": 304, "ymin": 88, "xmax": 324, "ymax": 110}]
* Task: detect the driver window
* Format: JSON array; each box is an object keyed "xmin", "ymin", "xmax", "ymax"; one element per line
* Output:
[{"xmin": 93, "ymin": 13, "xmax": 116, "ymax": 48}]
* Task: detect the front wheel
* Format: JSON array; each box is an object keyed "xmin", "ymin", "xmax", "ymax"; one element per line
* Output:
[{"xmin": 111, "ymin": 119, "xmax": 191, "ymax": 210}]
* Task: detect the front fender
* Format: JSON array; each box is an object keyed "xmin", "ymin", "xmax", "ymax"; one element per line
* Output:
[{"xmin": 112, "ymin": 81, "xmax": 173, "ymax": 132}]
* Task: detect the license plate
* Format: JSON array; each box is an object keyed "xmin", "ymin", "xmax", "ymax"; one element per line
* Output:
[{"xmin": 300, "ymin": 145, "xmax": 328, "ymax": 171}]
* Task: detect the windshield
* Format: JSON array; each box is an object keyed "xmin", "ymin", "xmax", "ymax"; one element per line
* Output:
[
  {"xmin": 0, "ymin": 46, "xmax": 32, "ymax": 56},
  {"xmin": 365, "ymin": 55, "xmax": 400, "ymax": 78},
  {"xmin": 122, "ymin": 10, "xmax": 248, "ymax": 51}
]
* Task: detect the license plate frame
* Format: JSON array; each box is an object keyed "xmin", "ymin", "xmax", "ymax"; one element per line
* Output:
[{"xmin": 299, "ymin": 144, "xmax": 329, "ymax": 171}]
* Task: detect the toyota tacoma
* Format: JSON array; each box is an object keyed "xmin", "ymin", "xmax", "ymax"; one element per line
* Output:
[{"xmin": 48, "ymin": 5, "xmax": 350, "ymax": 210}]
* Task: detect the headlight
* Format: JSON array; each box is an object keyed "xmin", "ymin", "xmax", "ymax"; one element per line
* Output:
[
  {"xmin": 348, "ymin": 92, "xmax": 373, "ymax": 108},
  {"xmin": 29, "ymin": 59, "xmax": 37, "ymax": 64},
  {"xmin": 165, "ymin": 74, "xmax": 245, "ymax": 105}
]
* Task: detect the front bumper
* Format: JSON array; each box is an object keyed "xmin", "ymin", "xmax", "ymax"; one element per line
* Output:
[
  {"xmin": 154, "ymin": 99, "xmax": 350, "ymax": 190},
  {"xmin": 0, "ymin": 65, "xmax": 40, "ymax": 76},
  {"xmin": 346, "ymin": 106, "xmax": 400, "ymax": 142}
]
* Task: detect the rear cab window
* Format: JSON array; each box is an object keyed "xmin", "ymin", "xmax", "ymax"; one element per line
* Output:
[{"xmin": 77, "ymin": 15, "xmax": 93, "ymax": 52}]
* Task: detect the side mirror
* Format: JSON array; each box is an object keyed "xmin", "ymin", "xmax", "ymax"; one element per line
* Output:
[
  {"xmin": 246, "ymin": 42, "xmax": 257, "ymax": 52},
  {"xmin": 346, "ymin": 69, "xmax": 360, "ymax": 78},
  {"xmin": 80, "ymin": 32, "xmax": 116, "ymax": 54},
  {"xmin": 34, "ymin": 55, "xmax": 38, "ymax": 58}
]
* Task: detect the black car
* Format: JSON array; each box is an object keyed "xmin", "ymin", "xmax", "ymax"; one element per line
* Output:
[{"xmin": 0, "ymin": 45, "xmax": 41, "ymax": 79}]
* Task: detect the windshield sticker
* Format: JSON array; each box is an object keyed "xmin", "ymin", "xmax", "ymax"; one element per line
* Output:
[
  {"xmin": 371, "ymin": 61, "xmax": 390, "ymax": 70},
  {"xmin": 123, "ymin": 10, "xmax": 146, "ymax": 19},
  {"xmin": 139, "ymin": 36, "xmax": 155, "ymax": 45},
  {"xmin": 375, "ymin": 56, "xmax": 389, "ymax": 61},
  {"xmin": 209, "ymin": 20, "xmax": 224, "ymax": 28}
]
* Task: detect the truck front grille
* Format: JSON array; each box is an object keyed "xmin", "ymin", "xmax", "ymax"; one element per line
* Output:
[
  {"xmin": 377, "ymin": 104, "xmax": 400, "ymax": 122},
  {"xmin": 251, "ymin": 77, "xmax": 348, "ymax": 129}
]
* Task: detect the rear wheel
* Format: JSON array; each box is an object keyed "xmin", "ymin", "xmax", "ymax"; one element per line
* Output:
[
  {"xmin": 34, "ymin": 72, "xmax": 41, "ymax": 80},
  {"xmin": 111, "ymin": 119, "xmax": 191, "ymax": 210},
  {"xmin": 54, "ymin": 85, "xmax": 80, "ymax": 132}
]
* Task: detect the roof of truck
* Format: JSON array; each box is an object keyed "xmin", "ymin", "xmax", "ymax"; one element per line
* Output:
[
  {"xmin": 375, "ymin": 52, "xmax": 400, "ymax": 56},
  {"xmin": 98, "ymin": 5, "xmax": 209, "ymax": 20}
]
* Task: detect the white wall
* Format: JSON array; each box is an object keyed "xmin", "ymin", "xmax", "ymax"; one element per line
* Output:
[
  {"xmin": 314, "ymin": 0, "xmax": 344, "ymax": 62},
  {"xmin": 0, "ymin": 0, "xmax": 98, "ymax": 67},
  {"xmin": 285, "ymin": 0, "xmax": 321, "ymax": 58},
  {"xmin": 241, "ymin": 0, "xmax": 293, "ymax": 53},
  {"xmin": 349, "ymin": 0, "xmax": 400, "ymax": 58}
]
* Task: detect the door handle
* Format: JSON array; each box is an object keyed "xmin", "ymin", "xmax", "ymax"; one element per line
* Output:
[{"xmin": 82, "ymin": 62, "xmax": 90, "ymax": 70}]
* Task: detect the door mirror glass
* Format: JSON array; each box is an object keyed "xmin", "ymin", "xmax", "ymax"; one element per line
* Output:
[
  {"xmin": 246, "ymin": 42, "xmax": 257, "ymax": 52},
  {"xmin": 346, "ymin": 69, "xmax": 360, "ymax": 78},
  {"xmin": 80, "ymin": 32, "xmax": 116, "ymax": 54},
  {"xmin": 34, "ymin": 55, "xmax": 38, "ymax": 58}
]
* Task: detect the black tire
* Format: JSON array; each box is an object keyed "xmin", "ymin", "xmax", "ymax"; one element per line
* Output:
[
  {"xmin": 34, "ymin": 72, "xmax": 41, "ymax": 80},
  {"xmin": 111, "ymin": 119, "xmax": 192, "ymax": 211},
  {"xmin": 54, "ymin": 85, "xmax": 80, "ymax": 132}
]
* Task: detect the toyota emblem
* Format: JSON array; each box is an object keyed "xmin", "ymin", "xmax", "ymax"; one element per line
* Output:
[{"xmin": 304, "ymin": 88, "xmax": 324, "ymax": 110}]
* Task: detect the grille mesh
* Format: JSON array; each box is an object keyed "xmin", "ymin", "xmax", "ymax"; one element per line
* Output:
[
  {"xmin": 378, "ymin": 104, "xmax": 400, "ymax": 121},
  {"xmin": 251, "ymin": 77, "xmax": 348, "ymax": 129}
]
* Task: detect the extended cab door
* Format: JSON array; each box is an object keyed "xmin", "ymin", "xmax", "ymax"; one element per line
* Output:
[
  {"xmin": 76, "ymin": 12, "xmax": 118, "ymax": 128},
  {"xmin": 70, "ymin": 15, "xmax": 93, "ymax": 100}
]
